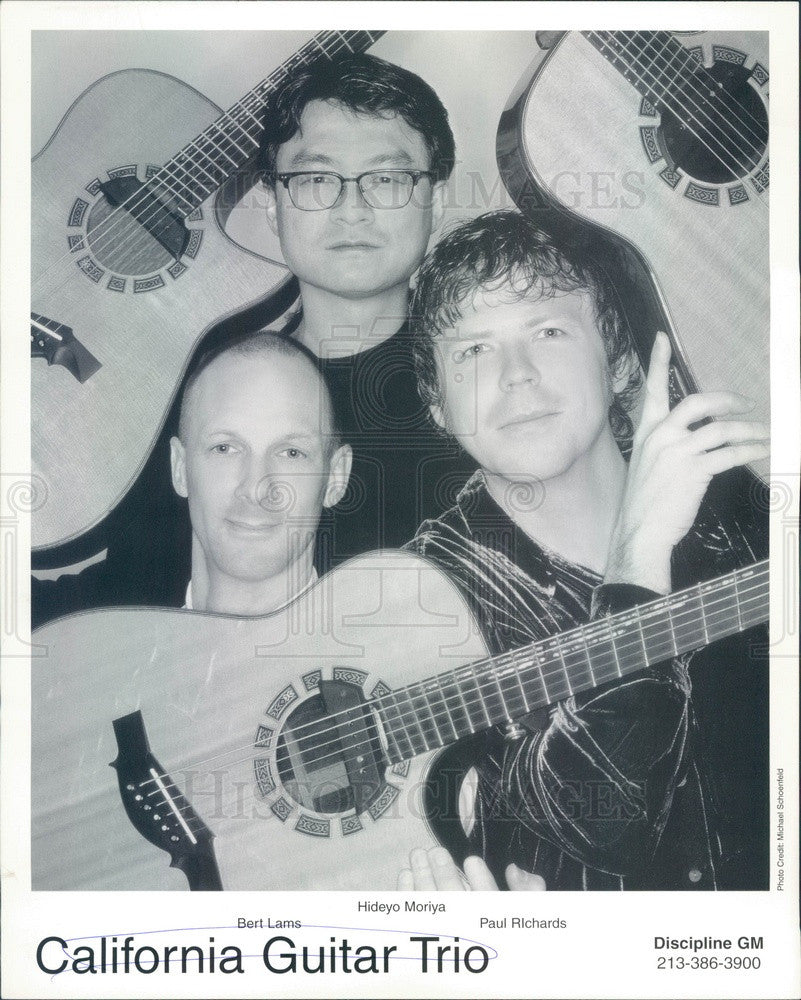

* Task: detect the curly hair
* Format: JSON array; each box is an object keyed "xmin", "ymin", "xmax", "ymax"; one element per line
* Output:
[
  {"xmin": 411, "ymin": 210, "xmax": 642, "ymax": 444},
  {"xmin": 258, "ymin": 53, "xmax": 455, "ymax": 183}
]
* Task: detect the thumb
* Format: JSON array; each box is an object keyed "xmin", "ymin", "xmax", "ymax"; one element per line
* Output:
[{"xmin": 506, "ymin": 863, "xmax": 546, "ymax": 891}]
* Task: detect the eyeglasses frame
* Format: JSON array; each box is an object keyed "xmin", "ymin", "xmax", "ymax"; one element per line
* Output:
[{"xmin": 272, "ymin": 169, "xmax": 436, "ymax": 211}]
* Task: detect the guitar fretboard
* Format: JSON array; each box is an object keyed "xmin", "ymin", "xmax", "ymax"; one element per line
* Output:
[
  {"xmin": 147, "ymin": 31, "xmax": 383, "ymax": 215},
  {"xmin": 374, "ymin": 561, "xmax": 768, "ymax": 763}
]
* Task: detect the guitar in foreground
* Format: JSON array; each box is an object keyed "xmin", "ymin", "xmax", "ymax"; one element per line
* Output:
[
  {"xmin": 497, "ymin": 30, "xmax": 769, "ymax": 480},
  {"xmin": 31, "ymin": 551, "xmax": 768, "ymax": 891},
  {"xmin": 31, "ymin": 30, "xmax": 382, "ymax": 553}
]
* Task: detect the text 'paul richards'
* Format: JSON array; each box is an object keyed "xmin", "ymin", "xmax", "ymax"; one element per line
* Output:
[{"xmin": 36, "ymin": 934, "xmax": 491, "ymax": 975}]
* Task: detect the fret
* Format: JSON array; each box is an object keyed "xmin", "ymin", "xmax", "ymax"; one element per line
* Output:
[
  {"xmin": 670, "ymin": 590, "xmax": 707, "ymax": 657},
  {"xmin": 496, "ymin": 662, "xmax": 529, "ymax": 720},
  {"xmin": 511, "ymin": 660, "xmax": 532, "ymax": 714},
  {"xmin": 701, "ymin": 579, "xmax": 739, "ymax": 642},
  {"xmin": 437, "ymin": 675, "xmax": 474, "ymax": 739},
  {"xmin": 732, "ymin": 570, "xmax": 744, "ymax": 631},
  {"xmin": 519, "ymin": 644, "xmax": 551, "ymax": 709},
  {"xmin": 697, "ymin": 586, "xmax": 711, "ymax": 646},
  {"xmin": 587, "ymin": 616, "xmax": 622, "ymax": 685},
  {"xmin": 226, "ymin": 116, "xmax": 260, "ymax": 147},
  {"xmin": 473, "ymin": 671, "xmax": 498, "ymax": 728},
  {"xmin": 396, "ymin": 685, "xmax": 433, "ymax": 753},
  {"xmin": 338, "ymin": 30, "xmax": 354, "ymax": 52},
  {"xmin": 171, "ymin": 153, "xmax": 222, "ymax": 189},
  {"xmin": 558, "ymin": 630, "xmax": 595, "ymax": 693},
  {"xmin": 459, "ymin": 665, "xmax": 492, "ymax": 731},
  {"xmin": 542, "ymin": 638, "xmax": 573, "ymax": 700},
  {"xmin": 634, "ymin": 607, "xmax": 650, "ymax": 666},
  {"xmin": 379, "ymin": 692, "xmax": 416, "ymax": 762},
  {"xmin": 451, "ymin": 667, "xmax": 479, "ymax": 734},
  {"xmin": 639, "ymin": 599, "xmax": 677, "ymax": 665},
  {"xmin": 408, "ymin": 681, "xmax": 445, "ymax": 748},
  {"xmin": 196, "ymin": 130, "xmax": 240, "ymax": 171},
  {"xmin": 475, "ymin": 667, "xmax": 503, "ymax": 727},
  {"xmin": 423, "ymin": 678, "xmax": 460, "ymax": 743},
  {"xmin": 236, "ymin": 100, "xmax": 265, "ymax": 131},
  {"xmin": 206, "ymin": 120, "xmax": 249, "ymax": 159}
]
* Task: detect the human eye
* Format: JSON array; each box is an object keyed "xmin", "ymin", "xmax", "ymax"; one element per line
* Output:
[
  {"xmin": 535, "ymin": 327, "xmax": 564, "ymax": 339},
  {"xmin": 452, "ymin": 342, "xmax": 490, "ymax": 363},
  {"xmin": 280, "ymin": 446, "xmax": 308, "ymax": 460},
  {"xmin": 210, "ymin": 442, "xmax": 237, "ymax": 455},
  {"xmin": 295, "ymin": 173, "xmax": 334, "ymax": 188}
]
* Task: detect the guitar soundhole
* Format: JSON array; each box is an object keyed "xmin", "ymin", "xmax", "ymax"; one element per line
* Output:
[
  {"xmin": 86, "ymin": 192, "xmax": 175, "ymax": 276},
  {"xmin": 276, "ymin": 695, "xmax": 357, "ymax": 815},
  {"xmin": 659, "ymin": 62, "xmax": 768, "ymax": 185}
]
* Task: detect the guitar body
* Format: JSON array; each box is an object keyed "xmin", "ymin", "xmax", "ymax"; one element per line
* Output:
[
  {"xmin": 498, "ymin": 31, "xmax": 769, "ymax": 477},
  {"xmin": 31, "ymin": 552, "xmax": 487, "ymax": 890},
  {"xmin": 32, "ymin": 69, "xmax": 292, "ymax": 551}
]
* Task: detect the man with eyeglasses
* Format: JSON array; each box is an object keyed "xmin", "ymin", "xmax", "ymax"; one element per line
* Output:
[{"xmin": 257, "ymin": 53, "xmax": 476, "ymax": 564}]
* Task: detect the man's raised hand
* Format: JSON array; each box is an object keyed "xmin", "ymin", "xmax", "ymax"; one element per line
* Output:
[{"xmin": 606, "ymin": 330, "xmax": 769, "ymax": 594}]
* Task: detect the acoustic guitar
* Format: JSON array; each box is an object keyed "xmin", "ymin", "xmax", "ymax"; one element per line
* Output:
[
  {"xmin": 31, "ymin": 30, "xmax": 381, "ymax": 553},
  {"xmin": 497, "ymin": 30, "xmax": 769, "ymax": 480},
  {"xmin": 31, "ymin": 551, "xmax": 768, "ymax": 890}
]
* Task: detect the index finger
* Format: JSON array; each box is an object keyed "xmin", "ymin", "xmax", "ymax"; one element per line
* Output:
[{"xmin": 640, "ymin": 330, "xmax": 672, "ymax": 432}]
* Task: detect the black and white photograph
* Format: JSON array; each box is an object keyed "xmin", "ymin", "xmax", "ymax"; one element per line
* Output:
[{"xmin": 2, "ymin": 2, "xmax": 799, "ymax": 998}]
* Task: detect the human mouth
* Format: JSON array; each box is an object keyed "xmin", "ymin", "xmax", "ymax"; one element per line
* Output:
[
  {"xmin": 226, "ymin": 518, "xmax": 282, "ymax": 534},
  {"xmin": 327, "ymin": 240, "xmax": 382, "ymax": 251},
  {"xmin": 499, "ymin": 411, "xmax": 558, "ymax": 431}
]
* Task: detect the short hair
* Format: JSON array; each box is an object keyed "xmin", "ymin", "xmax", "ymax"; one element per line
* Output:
[
  {"xmin": 410, "ymin": 210, "xmax": 642, "ymax": 443},
  {"xmin": 177, "ymin": 330, "xmax": 342, "ymax": 455},
  {"xmin": 258, "ymin": 53, "xmax": 455, "ymax": 183}
]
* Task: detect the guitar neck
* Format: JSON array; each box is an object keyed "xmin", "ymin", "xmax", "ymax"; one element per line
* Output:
[
  {"xmin": 152, "ymin": 30, "xmax": 383, "ymax": 215},
  {"xmin": 376, "ymin": 561, "xmax": 769, "ymax": 763}
]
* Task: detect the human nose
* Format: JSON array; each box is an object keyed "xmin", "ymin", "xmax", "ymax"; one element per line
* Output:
[
  {"xmin": 331, "ymin": 177, "xmax": 374, "ymax": 223},
  {"xmin": 235, "ymin": 458, "xmax": 291, "ymax": 511},
  {"xmin": 500, "ymin": 343, "xmax": 540, "ymax": 392}
]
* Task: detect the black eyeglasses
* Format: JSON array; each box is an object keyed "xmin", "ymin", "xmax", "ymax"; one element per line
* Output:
[{"xmin": 274, "ymin": 170, "xmax": 435, "ymax": 211}]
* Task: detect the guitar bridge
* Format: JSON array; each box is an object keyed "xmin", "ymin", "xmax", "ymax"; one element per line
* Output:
[{"xmin": 110, "ymin": 710, "xmax": 222, "ymax": 890}]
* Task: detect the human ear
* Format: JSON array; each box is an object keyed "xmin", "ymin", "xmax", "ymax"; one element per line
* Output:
[
  {"xmin": 264, "ymin": 182, "xmax": 280, "ymax": 236},
  {"xmin": 170, "ymin": 436, "xmax": 188, "ymax": 498},
  {"xmin": 323, "ymin": 444, "xmax": 353, "ymax": 508},
  {"xmin": 429, "ymin": 403, "xmax": 446, "ymax": 431},
  {"xmin": 430, "ymin": 179, "xmax": 447, "ymax": 231}
]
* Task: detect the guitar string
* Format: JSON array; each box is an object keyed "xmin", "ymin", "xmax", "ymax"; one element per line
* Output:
[
  {"xmin": 587, "ymin": 33, "xmax": 765, "ymax": 188},
  {"xmin": 630, "ymin": 30, "xmax": 767, "ymax": 143},
  {"xmin": 59, "ymin": 31, "xmax": 361, "ymax": 279},
  {"xmin": 51, "ymin": 31, "xmax": 364, "ymax": 266},
  {"xmin": 36, "ymin": 28, "xmax": 764, "ymax": 303},
  {"xmin": 588, "ymin": 30, "xmax": 768, "ymax": 148},
  {"xmin": 84, "ymin": 30, "xmax": 383, "ymax": 270},
  {"xmin": 132, "ymin": 568, "xmax": 768, "ymax": 810},
  {"xmin": 31, "ymin": 31, "xmax": 367, "ymax": 294},
  {"xmin": 139, "ymin": 592, "xmax": 760, "ymax": 836},
  {"xmin": 138, "ymin": 590, "xmax": 769, "ymax": 831},
  {"xmin": 145, "ymin": 568, "xmax": 769, "ymax": 782},
  {"xmin": 619, "ymin": 30, "xmax": 768, "ymax": 172},
  {"xmin": 586, "ymin": 32, "xmax": 768, "ymax": 188},
  {"xmin": 614, "ymin": 30, "xmax": 768, "ymax": 141},
  {"xmin": 586, "ymin": 31, "xmax": 767, "ymax": 181}
]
